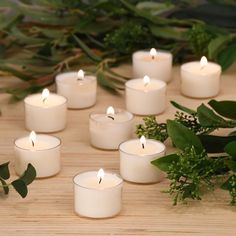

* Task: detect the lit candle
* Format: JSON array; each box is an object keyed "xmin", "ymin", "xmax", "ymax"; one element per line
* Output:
[
  {"xmin": 125, "ymin": 76, "xmax": 167, "ymax": 115},
  {"xmin": 56, "ymin": 70, "xmax": 97, "ymax": 109},
  {"xmin": 180, "ymin": 56, "xmax": 222, "ymax": 98},
  {"xmin": 119, "ymin": 136, "xmax": 166, "ymax": 183},
  {"xmin": 132, "ymin": 48, "xmax": 173, "ymax": 82},
  {"xmin": 14, "ymin": 131, "xmax": 61, "ymax": 178},
  {"xmin": 73, "ymin": 169, "xmax": 123, "ymax": 218},
  {"xmin": 24, "ymin": 89, "xmax": 67, "ymax": 133},
  {"xmin": 89, "ymin": 106, "xmax": 133, "ymax": 150}
]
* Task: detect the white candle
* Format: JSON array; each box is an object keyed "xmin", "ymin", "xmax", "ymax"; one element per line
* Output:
[
  {"xmin": 14, "ymin": 131, "xmax": 61, "ymax": 178},
  {"xmin": 181, "ymin": 56, "xmax": 222, "ymax": 98},
  {"xmin": 56, "ymin": 70, "xmax": 97, "ymax": 109},
  {"xmin": 132, "ymin": 48, "xmax": 173, "ymax": 82},
  {"xmin": 89, "ymin": 107, "xmax": 133, "ymax": 150},
  {"xmin": 24, "ymin": 89, "xmax": 67, "ymax": 133},
  {"xmin": 73, "ymin": 169, "xmax": 123, "ymax": 218},
  {"xmin": 119, "ymin": 136, "xmax": 166, "ymax": 183},
  {"xmin": 125, "ymin": 76, "xmax": 166, "ymax": 115}
]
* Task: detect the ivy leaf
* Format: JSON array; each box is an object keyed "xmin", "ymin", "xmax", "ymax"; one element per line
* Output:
[
  {"xmin": 19, "ymin": 164, "xmax": 36, "ymax": 185},
  {"xmin": 170, "ymin": 101, "xmax": 197, "ymax": 115},
  {"xmin": 0, "ymin": 178, "xmax": 9, "ymax": 194},
  {"xmin": 225, "ymin": 141, "xmax": 236, "ymax": 159},
  {"xmin": 208, "ymin": 100, "xmax": 236, "ymax": 120},
  {"xmin": 167, "ymin": 120, "xmax": 204, "ymax": 153},
  {"xmin": 151, "ymin": 153, "xmax": 178, "ymax": 172},
  {"xmin": 224, "ymin": 160, "xmax": 236, "ymax": 172},
  {"xmin": 0, "ymin": 162, "xmax": 10, "ymax": 180},
  {"xmin": 11, "ymin": 179, "xmax": 28, "ymax": 198}
]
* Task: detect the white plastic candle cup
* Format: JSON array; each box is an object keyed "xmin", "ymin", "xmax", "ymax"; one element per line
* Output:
[
  {"xmin": 73, "ymin": 171, "xmax": 123, "ymax": 218},
  {"xmin": 119, "ymin": 139, "xmax": 166, "ymax": 184},
  {"xmin": 132, "ymin": 50, "xmax": 172, "ymax": 82},
  {"xmin": 180, "ymin": 61, "xmax": 222, "ymax": 98},
  {"xmin": 14, "ymin": 134, "xmax": 61, "ymax": 178},
  {"xmin": 125, "ymin": 78, "xmax": 166, "ymax": 115},
  {"xmin": 56, "ymin": 72, "xmax": 97, "ymax": 109},
  {"xmin": 24, "ymin": 93, "xmax": 67, "ymax": 133},
  {"xmin": 89, "ymin": 109, "xmax": 134, "ymax": 150}
]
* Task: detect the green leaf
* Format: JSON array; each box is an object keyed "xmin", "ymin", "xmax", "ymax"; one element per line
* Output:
[
  {"xmin": 217, "ymin": 43, "xmax": 236, "ymax": 71},
  {"xmin": 224, "ymin": 160, "xmax": 236, "ymax": 172},
  {"xmin": 221, "ymin": 177, "xmax": 232, "ymax": 190},
  {"xmin": 0, "ymin": 178, "xmax": 9, "ymax": 194},
  {"xmin": 0, "ymin": 162, "xmax": 10, "ymax": 180},
  {"xmin": 11, "ymin": 179, "xmax": 28, "ymax": 198},
  {"xmin": 208, "ymin": 100, "xmax": 236, "ymax": 120},
  {"xmin": 151, "ymin": 153, "xmax": 178, "ymax": 172},
  {"xmin": 229, "ymin": 131, "xmax": 236, "ymax": 136},
  {"xmin": 225, "ymin": 141, "xmax": 236, "ymax": 158},
  {"xmin": 208, "ymin": 35, "xmax": 232, "ymax": 60},
  {"xmin": 197, "ymin": 104, "xmax": 236, "ymax": 128},
  {"xmin": 167, "ymin": 120, "xmax": 204, "ymax": 153},
  {"xmin": 19, "ymin": 164, "xmax": 36, "ymax": 185},
  {"xmin": 170, "ymin": 101, "xmax": 197, "ymax": 115},
  {"xmin": 97, "ymin": 71, "xmax": 118, "ymax": 93}
]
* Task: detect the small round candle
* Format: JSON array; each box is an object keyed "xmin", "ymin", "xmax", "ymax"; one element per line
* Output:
[
  {"xmin": 56, "ymin": 70, "xmax": 97, "ymax": 109},
  {"xmin": 125, "ymin": 76, "xmax": 166, "ymax": 115},
  {"xmin": 132, "ymin": 48, "xmax": 173, "ymax": 82},
  {"xmin": 14, "ymin": 131, "xmax": 61, "ymax": 178},
  {"xmin": 119, "ymin": 136, "xmax": 166, "ymax": 184},
  {"xmin": 181, "ymin": 56, "xmax": 222, "ymax": 98},
  {"xmin": 89, "ymin": 106, "xmax": 133, "ymax": 150},
  {"xmin": 24, "ymin": 89, "xmax": 67, "ymax": 133},
  {"xmin": 73, "ymin": 169, "xmax": 123, "ymax": 218}
]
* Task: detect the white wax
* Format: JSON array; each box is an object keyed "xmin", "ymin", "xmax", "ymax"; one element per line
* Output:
[
  {"xmin": 73, "ymin": 171, "xmax": 123, "ymax": 218},
  {"xmin": 181, "ymin": 61, "xmax": 221, "ymax": 98},
  {"xmin": 24, "ymin": 93, "xmax": 67, "ymax": 133},
  {"xmin": 132, "ymin": 50, "xmax": 172, "ymax": 82},
  {"xmin": 56, "ymin": 72, "xmax": 97, "ymax": 109},
  {"xmin": 89, "ymin": 109, "xmax": 133, "ymax": 150},
  {"xmin": 125, "ymin": 79, "xmax": 166, "ymax": 115},
  {"xmin": 14, "ymin": 135, "xmax": 61, "ymax": 178},
  {"xmin": 119, "ymin": 139, "xmax": 166, "ymax": 183}
]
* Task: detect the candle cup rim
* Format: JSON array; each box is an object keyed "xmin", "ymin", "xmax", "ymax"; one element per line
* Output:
[
  {"xmin": 125, "ymin": 78, "xmax": 166, "ymax": 92},
  {"xmin": 89, "ymin": 108, "xmax": 134, "ymax": 124},
  {"xmin": 181, "ymin": 61, "xmax": 222, "ymax": 73},
  {"xmin": 73, "ymin": 170, "xmax": 123, "ymax": 190},
  {"xmin": 14, "ymin": 134, "xmax": 61, "ymax": 151},
  {"xmin": 132, "ymin": 49, "xmax": 172, "ymax": 57},
  {"xmin": 24, "ymin": 93, "xmax": 67, "ymax": 108},
  {"xmin": 55, "ymin": 72, "xmax": 96, "ymax": 84},
  {"xmin": 119, "ymin": 138, "xmax": 166, "ymax": 157}
]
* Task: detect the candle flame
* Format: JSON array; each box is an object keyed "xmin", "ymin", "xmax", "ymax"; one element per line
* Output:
[
  {"xmin": 77, "ymin": 69, "xmax": 84, "ymax": 80},
  {"xmin": 29, "ymin": 131, "xmax": 36, "ymax": 147},
  {"xmin": 42, "ymin": 88, "xmax": 49, "ymax": 103},
  {"xmin": 150, "ymin": 48, "xmax": 157, "ymax": 59},
  {"xmin": 143, "ymin": 75, "xmax": 150, "ymax": 87},
  {"xmin": 200, "ymin": 56, "xmax": 208, "ymax": 69},
  {"xmin": 106, "ymin": 106, "xmax": 115, "ymax": 120},
  {"xmin": 97, "ymin": 168, "xmax": 104, "ymax": 184},
  {"xmin": 140, "ymin": 135, "xmax": 146, "ymax": 149}
]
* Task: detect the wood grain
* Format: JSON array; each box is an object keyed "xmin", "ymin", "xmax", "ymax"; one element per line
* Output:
[{"xmin": 0, "ymin": 65, "xmax": 236, "ymax": 235}]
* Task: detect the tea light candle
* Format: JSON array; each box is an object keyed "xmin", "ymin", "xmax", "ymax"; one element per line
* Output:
[
  {"xmin": 73, "ymin": 169, "xmax": 123, "ymax": 218},
  {"xmin": 56, "ymin": 70, "xmax": 97, "ymax": 109},
  {"xmin": 14, "ymin": 131, "xmax": 61, "ymax": 178},
  {"xmin": 89, "ymin": 106, "xmax": 133, "ymax": 150},
  {"xmin": 24, "ymin": 89, "xmax": 67, "ymax": 133},
  {"xmin": 125, "ymin": 76, "xmax": 166, "ymax": 115},
  {"xmin": 132, "ymin": 48, "xmax": 173, "ymax": 82},
  {"xmin": 119, "ymin": 136, "xmax": 166, "ymax": 183},
  {"xmin": 181, "ymin": 56, "xmax": 222, "ymax": 98}
]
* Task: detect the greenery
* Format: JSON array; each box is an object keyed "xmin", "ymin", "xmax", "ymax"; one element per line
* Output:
[
  {"xmin": 0, "ymin": 0, "xmax": 236, "ymax": 99},
  {"xmin": 137, "ymin": 100, "xmax": 236, "ymax": 205},
  {"xmin": 0, "ymin": 162, "xmax": 36, "ymax": 198}
]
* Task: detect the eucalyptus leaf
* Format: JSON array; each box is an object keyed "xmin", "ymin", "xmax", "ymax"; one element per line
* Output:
[
  {"xmin": 221, "ymin": 177, "xmax": 232, "ymax": 190},
  {"xmin": 217, "ymin": 43, "xmax": 236, "ymax": 70},
  {"xmin": 225, "ymin": 141, "xmax": 236, "ymax": 158},
  {"xmin": 20, "ymin": 164, "xmax": 36, "ymax": 185},
  {"xmin": 0, "ymin": 162, "xmax": 10, "ymax": 180},
  {"xmin": 170, "ymin": 101, "xmax": 197, "ymax": 115},
  {"xmin": 151, "ymin": 153, "xmax": 178, "ymax": 172},
  {"xmin": 0, "ymin": 178, "xmax": 9, "ymax": 194},
  {"xmin": 96, "ymin": 71, "xmax": 118, "ymax": 93},
  {"xmin": 224, "ymin": 160, "xmax": 236, "ymax": 172},
  {"xmin": 11, "ymin": 179, "xmax": 28, "ymax": 198}
]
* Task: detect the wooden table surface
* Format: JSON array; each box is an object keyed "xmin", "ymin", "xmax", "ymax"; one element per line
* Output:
[{"xmin": 0, "ymin": 64, "xmax": 236, "ymax": 236}]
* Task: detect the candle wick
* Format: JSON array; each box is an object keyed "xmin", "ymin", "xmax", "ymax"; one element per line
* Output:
[
  {"xmin": 42, "ymin": 98, "xmax": 47, "ymax": 104},
  {"xmin": 142, "ymin": 143, "xmax": 145, "ymax": 149},
  {"xmin": 152, "ymin": 56, "xmax": 155, "ymax": 60},
  {"xmin": 32, "ymin": 141, "xmax": 35, "ymax": 147},
  {"xmin": 99, "ymin": 177, "xmax": 102, "ymax": 184},
  {"xmin": 108, "ymin": 115, "xmax": 114, "ymax": 120}
]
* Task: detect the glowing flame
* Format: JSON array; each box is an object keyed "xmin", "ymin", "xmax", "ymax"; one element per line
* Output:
[
  {"xmin": 77, "ymin": 69, "xmax": 84, "ymax": 80},
  {"xmin": 106, "ymin": 106, "xmax": 115, "ymax": 115},
  {"xmin": 29, "ymin": 131, "xmax": 36, "ymax": 147},
  {"xmin": 143, "ymin": 75, "xmax": 150, "ymax": 87},
  {"xmin": 42, "ymin": 88, "xmax": 49, "ymax": 103},
  {"xmin": 200, "ymin": 56, "xmax": 208, "ymax": 69},
  {"xmin": 150, "ymin": 48, "xmax": 157, "ymax": 59},
  {"xmin": 97, "ymin": 168, "xmax": 104, "ymax": 184},
  {"xmin": 140, "ymin": 135, "xmax": 146, "ymax": 149}
]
